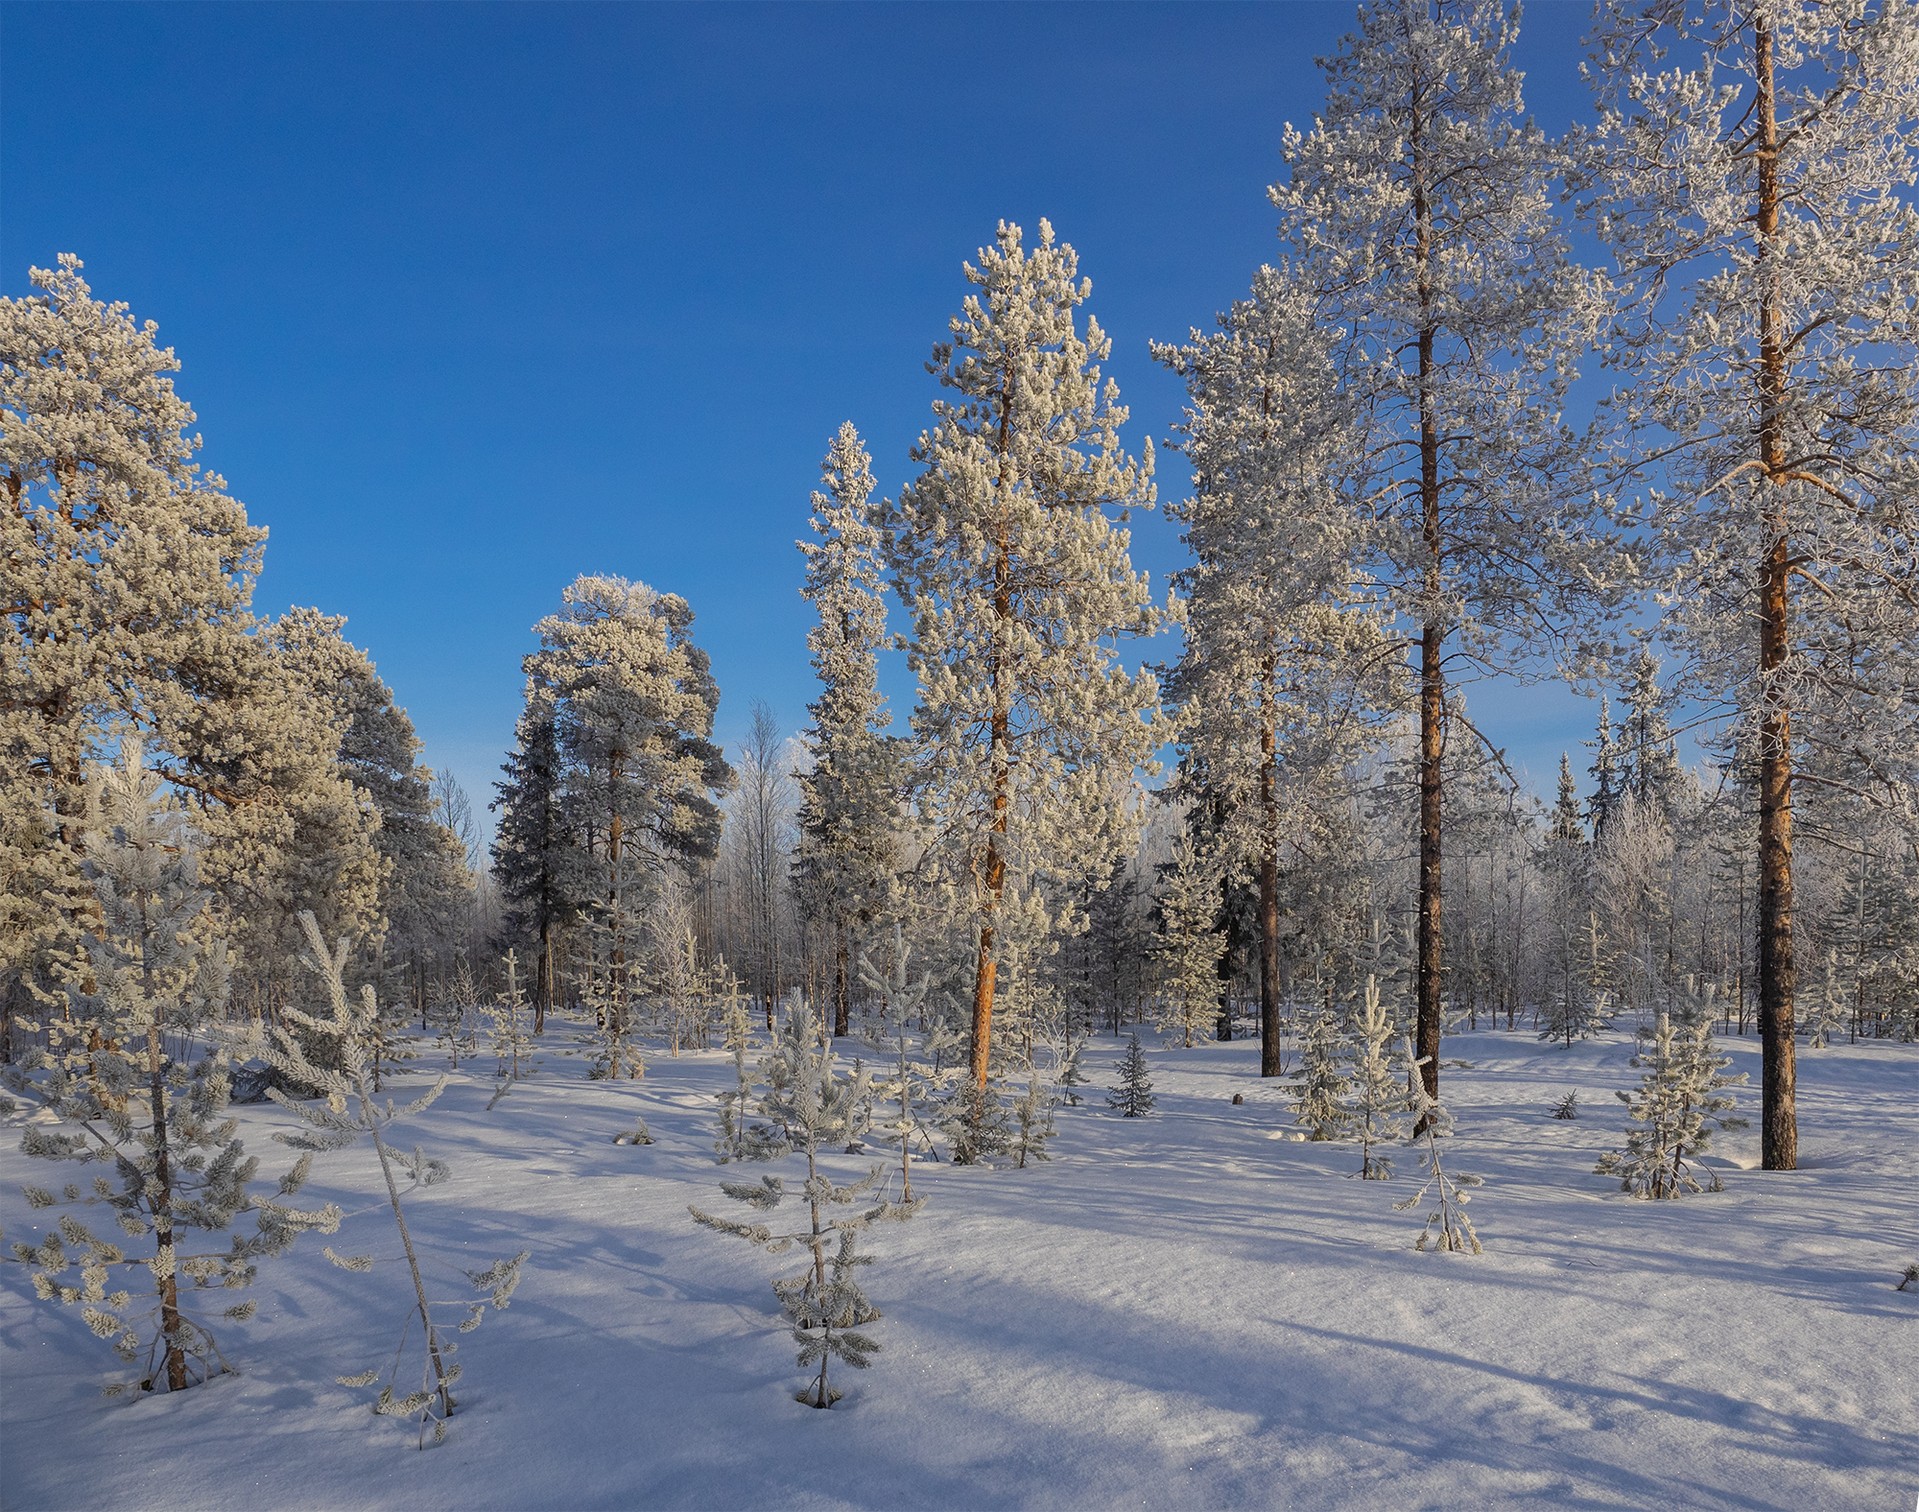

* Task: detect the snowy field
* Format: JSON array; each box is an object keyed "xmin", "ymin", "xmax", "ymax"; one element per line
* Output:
[{"xmin": 3, "ymin": 1025, "xmax": 1914, "ymax": 1512}]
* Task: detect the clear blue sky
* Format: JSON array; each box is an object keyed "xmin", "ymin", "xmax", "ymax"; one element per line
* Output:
[{"xmin": 3, "ymin": 0, "xmax": 1610, "ymax": 824}]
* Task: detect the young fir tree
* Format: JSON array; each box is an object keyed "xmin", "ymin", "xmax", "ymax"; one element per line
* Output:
[
  {"xmin": 1291, "ymin": 1000, "xmax": 1349, "ymax": 1142},
  {"xmin": 1393, "ymin": 1040, "xmax": 1484, "ymax": 1252},
  {"xmin": 1342, "ymin": 977, "xmax": 1410, "ymax": 1179},
  {"xmin": 2, "ymin": 747, "xmax": 338, "ymax": 1393},
  {"xmin": 1108, "ymin": 1033, "xmax": 1156, "ymax": 1118},
  {"xmin": 1580, "ymin": 0, "xmax": 1919, "ymax": 1170},
  {"xmin": 690, "ymin": 998, "xmax": 919, "ymax": 1408},
  {"xmin": 491, "ymin": 684, "xmax": 574, "ymax": 1032},
  {"xmin": 432, "ymin": 953, "xmax": 480, "ymax": 1069},
  {"xmin": 1153, "ymin": 830, "xmax": 1227, "ymax": 1049},
  {"xmin": 795, "ymin": 423, "xmax": 899, "ymax": 1038},
  {"xmin": 884, "ymin": 220, "xmax": 1167, "ymax": 1104},
  {"xmin": 1596, "ymin": 986, "xmax": 1749, "ymax": 1199},
  {"xmin": 1270, "ymin": 0, "xmax": 1618, "ymax": 1112},
  {"xmin": 1153, "ymin": 266, "xmax": 1394, "ymax": 1078},
  {"xmin": 263, "ymin": 914, "xmax": 527, "ymax": 1446}
]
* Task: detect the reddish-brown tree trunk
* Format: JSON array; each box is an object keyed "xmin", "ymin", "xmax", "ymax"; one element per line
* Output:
[{"xmin": 1752, "ymin": 16, "xmax": 1797, "ymax": 1170}]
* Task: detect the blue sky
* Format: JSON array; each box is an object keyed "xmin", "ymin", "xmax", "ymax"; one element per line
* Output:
[{"xmin": 4, "ymin": 1, "xmax": 1612, "ymax": 823}]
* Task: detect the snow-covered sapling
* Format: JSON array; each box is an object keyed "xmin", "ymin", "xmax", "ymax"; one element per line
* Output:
[
  {"xmin": 1012, "ymin": 1069, "xmax": 1056, "ymax": 1168},
  {"xmin": 2, "ymin": 747, "xmax": 338, "ymax": 1393},
  {"xmin": 1291, "ymin": 1001, "xmax": 1349, "ymax": 1141},
  {"xmin": 432, "ymin": 955, "xmax": 480, "ymax": 1070},
  {"xmin": 480, "ymin": 949, "xmax": 535, "ymax": 1086},
  {"xmin": 1596, "ymin": 992, "xmax": 1747, "ymax": 1199},
  {"xmin": 715, "ymin": 980, "xmax": 783, "ymax": 1163},
  {"xmin": 1393, "ymin": 1040, "xmax": 1483, "ymax": 1254},
  {"xmin": 1343, "ymin": 977, "xmax": 1407, "ymax": 1179},
  {"xmin": 613, "ymin": 1118, "xmax": 654, "ymax": 1146},
  {"xmin": 690, "ymin": 998, "xmax": 919, "ymax": 1408},
  {"xmin": 264, "ymin": 914, "xmax": 527, "ymax": 1446},
  {"xmin": 1550, "ymin": 1090, "xmax": 1580, "ymax": 1120},
  {"xmin": 1109, "ymin": 1034, "xmax": 1156, "ymax": 1118},
  {"xmin": 857, "ymin": 925, "xmax": 945, "ymax": 1198}
]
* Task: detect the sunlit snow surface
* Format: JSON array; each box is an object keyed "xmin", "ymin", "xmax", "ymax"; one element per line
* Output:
[{"xmin": 4, "ymin": 1025, "xmax": 1913, "ymax": 1510}]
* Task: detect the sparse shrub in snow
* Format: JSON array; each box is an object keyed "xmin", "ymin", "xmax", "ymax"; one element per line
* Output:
[
  {"xmin": 264, "ymin": 914, "xmax": 527, "ymax": 1447},
  {"xmin": 1550, "ymin": 1090, "xmax": 1580, "ymax": 1120},
  {"xmin": 1596, "ymin": 987, "xmax": 1747, "ymax": 1199},
  {"xmin": 2, "ymin": 747, "xmax": 338, "ymax": 1394},
  {"xmin": 1899, "ymin": 1263, "xmax": 1918, "ymax": 1293},
  {"xmin": 1109, "ymin": 1034, "xmax": 1156, "ymax": 1118},
  {"xmin": 1394, "ymin": 1040, "xmax": 1483, "ymax": 1253},
  {"xmin": 1012, "ymin": 1069, "xmax": 1056, "ymax": 1168},
  {"xmin": 613, "ymin": 1118, "xmax": 653, "ymax": 1146},
  {"xmin": 580, "ymin": 951, "xmax": 644, "ymax": 1082},
  {"xmin": 690, "ymin": 998, "xmax": 919, "ymax": 1408},
  {"xmin": 1291, "ymin": 1000, "xmax": 1349, "ymax": 1141},
  {"xmin": 1343, "ymin": 976, "xmax": 1408, "ymax": 1179}
]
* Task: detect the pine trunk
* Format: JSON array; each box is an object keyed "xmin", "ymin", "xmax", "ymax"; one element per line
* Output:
[
  {"xmin": 1752, "ymin": 16, "xmax": 1797, "ymax": 1169},
  {"xmin": 145, "ymin": 1018, "xmax": 188, "ymax": 1391},
  {"xmin": 1258, "ymin": 709, "xmax": 1283, "ymax": 1077}
]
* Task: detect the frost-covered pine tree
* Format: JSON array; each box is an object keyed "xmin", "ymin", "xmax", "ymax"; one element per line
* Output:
[
  {"xmin": 1394, "ymin": 1040, "xmax": 1483, "ymax": 1252},
  {"xmin": 885, "ymin": 220, "xmax": 1167, "ymax": 1099},
  {"xmin": 795, "ymin": 423, "xmax": 899, "ymax": 1037},
  {"xmin": 263, "ymin": 914, "xmax": 526, "ymax": 1445},
  {"xmin": 491, "ymin": 684, "xmax": 574, "ymax": 1031},
  {"xmin": 1153, "ymin": 830, "xmax": 1227, "ymax": 1048},
  {"xmin": 1154, "ymin": 266, "xmax": 1393, "ymax": 1076},
  {"xmin": 1596, "ymin": 986, "xmax": 1749, "ymax": 1199},
  {"xmin": 1291, "ymin": 1000, "xmax": 1349, "ymax": 1142},
  {"xmin": 1579, "ymin": 0, "xmax": 1919, "ymax": 1169},
  {"xmin": 1108, "ymin": 1033, "xmax": 1155, "ymax": 1118},
  {"xmin": 690, "ymin": 998, "xmax": 919, "ymax": 1408},
  {"xmin": 524, "ymin": 575, "xmax": 732, "ymax": 1032},
  {"xmin": 1271, "ymin": 0, "xmax": 1617, "ymax": 1110},
  {"xmin": 2, "ymin": 746, "xmax": 338, "ymax": 1392},
  {"xmin": 1344, "ymin": 977, "xmax": 1408, "ymax": 1179}
]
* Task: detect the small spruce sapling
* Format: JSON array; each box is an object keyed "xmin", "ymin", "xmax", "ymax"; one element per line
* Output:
[
  {"xmin": 432, "ymin": 955, "xmax": 480, "ymax": 1070},
  {"xmin": 1550, "ymin": 1090, "xmax": 1580, "ymax": 1120},
  {"xmin": 716, "ymin": 979, "xmax": 783, "ymax": 1163},
  {"xmin": 690, "ymin": 998, "xmax": 920, "ymax": 1407},
  {"xmin": 1343, "ymin": 977, "xmax": 1407, "ymax": 1179},
  {"xmin": 264, "ymin": 914, "xmax": 527, "ymax": 1446},
  {"xmin": 1595, "ymin": 987, "xmax": 1747, "ymax": 1199},
  {"xmin": 2, "ymin": 747, "xmax": 338, "ymax": 1393},
  {"xmin": 1109, "ymin": 1034, "xmax": 1156, "ymax": 1118},
  {"xmin": 1291, "ymin": 1001, "xmax": 1349, "ymax": 1141},
  {"xmin": 1393, "ymin": 1040, "xmax": 1483, "ymax": 1253}
]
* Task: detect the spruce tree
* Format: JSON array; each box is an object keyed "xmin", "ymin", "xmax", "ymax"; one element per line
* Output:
[
  {"xmin": 795, "ymin": 423, "xmax": 898, "ymax": 1037},
  {"xmin": 1108, "ymin": 1034, "xmax": 1156, "ymax": 1118}
]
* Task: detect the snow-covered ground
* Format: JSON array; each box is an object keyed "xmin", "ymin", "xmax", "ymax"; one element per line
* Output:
[{"xmin": 3, "ymin": 1024, "xmax": 1914, "ymax": 1511}]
